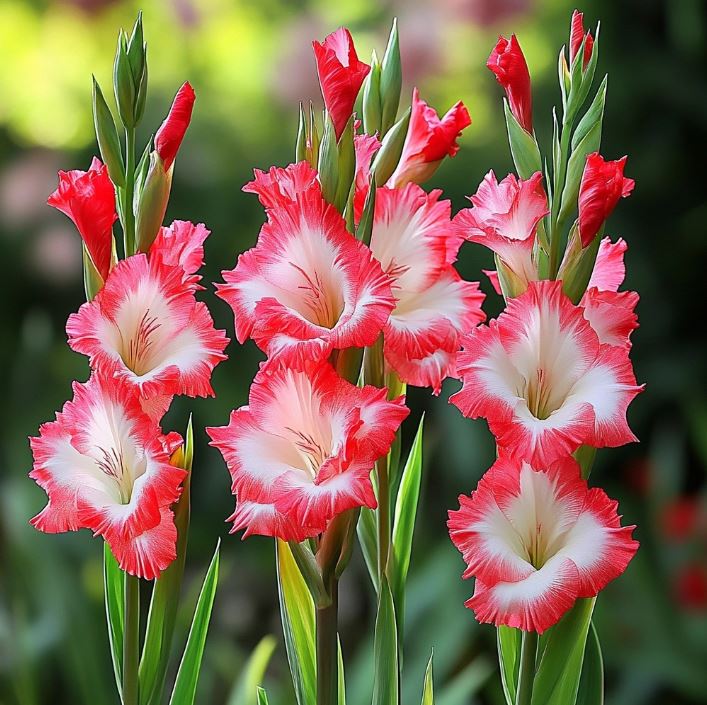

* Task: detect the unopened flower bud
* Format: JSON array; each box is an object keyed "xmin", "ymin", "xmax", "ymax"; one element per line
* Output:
[
  {"xmin": 92, "ymin": 77, "xmax": 125, "ymax": 187},
  {"xmin": 135, "ymin": 152, "xmax": 172, "ymax": 253}
]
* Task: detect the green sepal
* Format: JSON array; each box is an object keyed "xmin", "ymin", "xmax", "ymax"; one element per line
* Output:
[
  {"xmin": 113, "ymin": 31, "xmax": 136, "ymax": 128},
  {"xmin": 574, "ymin": 445, "xmax": 597, "ymax": 480},
  {"xmin": 503, "ymin": 99, "xmax": 542, "ymax": 180},
  {"xmin": 103, "ymin": 542, "xmax": 125, "ymax": 698},
  {"xmin": 558, "ymin": 77, "xmax": 607, "ymax": 227},
  {"xmin": 497, "ymin": 626, "xmax": 521, "ymax": 705},
  {"xmin": 575, "ymin": 623, "xmax": 604, "ymax": 705},
  {"xmin": 92, "ymin": 77, "xmax": 125, "ymax": 187},
  {"xmin": 362, "ymin": 52, "xmax": 382, "ymax": 136},
  {"xmin": 287, "ymin": 541, "xmax": 328, "ymax": 608},
  {"xmin": 82, "ymin": 243, "xmax": 105, "ymax": 301},
  {"xmin": 133, "ymin": 137, "xmax": 153, "ymax": 213},
  {"xmin": 318, "ymin": 114, "xmax": 339, "ymax": 207},
  {"xmin": 334, "ymin": 116, "xmax": 356, "ymax": 213},
  {"xmin": 495, "ymin": 254, "xmax": 528, "ymax": 300},
  {"xmin": 421, "ymin": 650, "xmax": 434, "ymax": 704},
  {"xmin": 559, "ymin": 225, "xmax": 602, "ymax": 304},
  {"xmin": 139, "ymin": 417, "xmax": 193, "ymax": 705},
  {"xmin": 530, "ymin": 598, "xmax": 596, "ymax": 705},
  {"xmin": 135, "ymin": 152, "xmax": 171, "ymax": 253},
  {"xmin": 372, "ymin": 576, "xmax": 399, "ymax": 705},
  {"xmin": 390, "ymin": 415, "xmax": 424, "ymax": 651},
  {"xmin": 227, "ymin": 635, "xmax": 277, "ymax": 705},
  {"xmin": 371, "ymin": 107, "xmax": 410, "ymax": 185},
  {"xmin": 275, "ymin": 539, "xmax": 316, "ymax": 705},
  {"xmin": 168, "ymin": 541, "xmax": 221, "ymax": 705},
  {"xmin": 379, "ymin": 19, "xmax": 402, "ymax": 135},
  {"xmin": 355, "ymin": 174, "xmax": 376, "ymax": 246},
  {"xmin": 256, "ymin": 687, "xmax": 269, "ymax": 705}
]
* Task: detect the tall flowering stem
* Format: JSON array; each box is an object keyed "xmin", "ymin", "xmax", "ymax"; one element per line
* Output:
[
  {"xmin": 448, "ymin": 9, "xmax": 641, "ymax": 705},
  {"xmin": 31, "ymin": 14, "xmax": 225, "ymax": 705}
]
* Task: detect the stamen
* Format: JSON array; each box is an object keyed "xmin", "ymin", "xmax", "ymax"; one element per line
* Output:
[
  {"xmin": 290, "ymin": 263, "xmax": 340, "ymax": 328},
  {"xmin": 121, "ymin": 309, "xmax": 161, "ymax": 375}
]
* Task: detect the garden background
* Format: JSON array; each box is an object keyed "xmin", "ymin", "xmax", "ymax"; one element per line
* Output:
[{"xmin": 0, "ymin": 0, "xmax": 705, "ymax": 703}]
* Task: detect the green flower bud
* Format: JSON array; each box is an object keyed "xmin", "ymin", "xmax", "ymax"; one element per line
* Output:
[
  {"xmin": 371, "ymin": 107, "xmax": 410, "ymax": 185},
  {"xmin": 318, "ymin": 115, "xmax": 339, "ymax": 206},
  {"xmin": 135, "ymin": 152, "xmax": 171, "ymax": 253},
  {"xmin": 379, "ymin": 19, "xmax": 402, "ymax": 135},
  {"xmin": 362, "ymin": 52, "xmax": 382, "ymax": 135},
  {"xmin": 92, "ymin": 77, "xmax": 125, "ymax": 187}
]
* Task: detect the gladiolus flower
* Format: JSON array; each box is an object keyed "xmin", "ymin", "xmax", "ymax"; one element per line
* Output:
[
  {"xmin": 243, "ymin": 161, "xmax": 319, "ymax": 209},
  {"xmin": 581, "ymin": 288, "xmax": 639, "ymax": 349},
  {"xmin": 207, "ymin": 360, "xmax": 409, "ymax": 540},
  {"xmin": 388, "ymin": 88, "xmax": 471, "ymax": 188},
  {"xmin": 450, "ymin": 280, "xmax": 643, "ymax": 466},
  {"xmin": 29, "ymin": 374, "xmax": 186, "ymax": 579},
  {"xmin": 370, "ymin": 184, "xmax": 485, "ymax": 392},
  {"xmin": 455, "ymin": 171, "xmax": 549, "ymax": 291},
  {"xmin": 578, "ymin": 153, "xmax": 635, "ymax": 247},
  {"xmin": 448, "ymin": 455, "xmax": 638, "ymax": 633},
  {"xmin": 569, "ymin": 10, "xmax": 594, "ymax": 69},
  {"xmin": 216, "ymin": 186, "xmax": 395, "ymax": 367},
  {"xmin": 487, "ymin": 34, "xmax": 533, "ymax": 133},
  {"xmin": 155, "ymin": 82, "xmax": 196, "ymax": 171},
  {"xmin": 66, "ymin": 254, "xmax": 228, "ymax": 399},
  {"xmin": 150, "ymin": 220, "xmax": 210, "ymax": 283},
  {"xmin": 313, "ymin": 28, "xmax": 370, "ymax": 140},
  {"xmin": 47, "ymin": 157, "xmax": 117, "ymax": 281}
]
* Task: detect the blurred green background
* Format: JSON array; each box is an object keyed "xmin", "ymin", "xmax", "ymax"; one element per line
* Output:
[{"xmin": 1, "ymin": 0, "xmax": 706, "ymax": 703}]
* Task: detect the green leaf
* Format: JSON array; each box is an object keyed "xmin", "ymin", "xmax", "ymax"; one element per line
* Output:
[
  {"xmin": 256, "ymin": 687, "xmax": 269, "ymax": 705},
  {"xmin": 421, "ymin": 651, "xmax": 434, "ymax": 705},
  {"xmin": 227, "ymin": 635, "xmax": 277, "ymax": 705},
  {"xmin": 391, "ymin": 415, "xmax": 424, "ymax": 644},
  {"xmin": 103, "ymin": 542, "xmax": 125, "ymax": 698},
  {"xmin": 503, "ymin": 99, "xmax": 542, "ymax": 179},
  {"xmin": 572, "ymin": 76, "xmax": 607, "ymax": 150},
  {"xmin": 497, "ymin": 626, "xmax": 521, "ymax": 705},
  {"xmin": 531, "ymin": 598, "xmax": 595, "ymax": 705},
  {"xmin": 168, "ymin": 542, "xmax": 221, "ymax": 705},
  {"xmin": 92, "ymin": 77, "xmax": 125, "ymax": 187},
  {"xmin": 379, "ymin": 19, "xmax": 402, "ymax": 135},
  {"xmin": 338, "ymin": 636, "xmax": 346, "ymax": 705},
  {"xmin": 140, "ymin": 418, "xmax": 193, "ymax": 705},
  {"xmin": 576, "ymin": 623, "xmax": 604, "ymax": 705},
  {"xmin": 356, "ymin": 507, "xmax": 379, "ymax": 592},
  {"xmin": 372, "ymin": 576, "xmax": 398, "ymax": 705},
  {"xmin": 275, "ymin": 539, "xmax": 316, "ymax": 705}
]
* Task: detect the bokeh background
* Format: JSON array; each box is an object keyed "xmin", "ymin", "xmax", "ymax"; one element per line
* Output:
[{"xmin": 1, "ymin": 0, "xmax": 706, "ymax": 703}]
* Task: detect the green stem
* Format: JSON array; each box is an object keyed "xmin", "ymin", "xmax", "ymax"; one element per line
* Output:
[
  {"xmin": 376, "ymin": 455, "xmax": 390, "ymax": 581},
  {"xmin": 122, "ymin": 126, "xmax": 136, "ymax": 257},
  {"xmin": 122, "ymin": 573, "xmax": 140, "ymax": 705},
  {"xmin": 548, "ymin": 121, "xmax": 572, "ymax": 279},
  {"xmin": 316, "ymin": 576, "xmax": 338, "ymax": 705},
  {"xmin": 515, "ymin": 630, "xmax": 538, "ymax": 705}
]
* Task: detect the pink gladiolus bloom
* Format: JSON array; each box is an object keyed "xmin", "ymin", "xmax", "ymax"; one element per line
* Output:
[
  {"xmin": 581, "ymin": 288, "xmax": 639, "ymax": 349},
  {"xmin": 388, "ymin": 88, "xmax": 471, "ymax": 188},
  {"xmin": 578, "ymin": 153, "xmax": 635, "ymax": 247},
  {"xmin": 47, "ymin": 157, "xmax": 117, "ymax": 281},
  {"xmin": 155, "ymin": 82, "xmax": 196, "ymax": 171},
  {"xmin": 313, "ymin": 27, "xmax": 370, "ymax": 140},
  {"xmin": 370, "ymin": 184, "xmax": 486, "ymax": 392},
  {"xmin": 207, "ymin": 360, "xmax": 409, "ymax": 540},
  {"xmin": 243, "ymin": 161, "xmax": 319, "ymax": 209},
  {"xmin": 569, "ymin": 9, "xmax": 594, "ymax": 69},
  {"xmin": 487, "ymin": 34, "xmax": 533, "ymax": 133},
  {"xmin": 448, "ymin": 455, "xmax": 638, "ymax": 633},
  {"xmin": 29, "ymin": 374, "xmax": 186, "ymax": 580},
  {"xmin": 450, "ymin": 280, "xmax": 643, "ymax": 466},
  {"xmin": 66, "ymin": 254, "xmax": 228, "ymax": 399},
  {"xmin": 455, "ymin": 170, "xmax": 549, "ymax": 290},
  {"xmin": 216, "ymin": 186, "xmax": 395, "ymax": 367}
]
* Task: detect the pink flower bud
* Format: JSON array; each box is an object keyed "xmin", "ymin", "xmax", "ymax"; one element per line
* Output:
[
  {"xmin": 487, "ymin": 34, "xmax": 532, "ymax": 133},
  {"xmin": 578, "ymin": 153, "xmax": 634, "ymax": 247},
  {"xmin": 155, "ymin": 82, "xmax": 196, "ymax": 171},
  {"xmin": 569, "ymin": 9, "xmax": 594, "ymax": 69}
]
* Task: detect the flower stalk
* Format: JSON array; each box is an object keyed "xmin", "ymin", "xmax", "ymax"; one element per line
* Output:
[
  {"xmin": 515, "ymin": 630, "xmax": 538, "ymax": 705},
  {"xmin": 122, "ymin": 573, "xmax": 140, "ymax": 705}
]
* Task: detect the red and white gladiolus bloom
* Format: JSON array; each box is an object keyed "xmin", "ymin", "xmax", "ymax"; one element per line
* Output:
[
  {"xmin": 487, "ymin": 34, "xmax": 533, "ymax": 133},
  {"xmin": 369, "ymin": 184, "xmax": 486, "ymax": 392},
  {"xmin": 67, "ymin": 253, "xmax": 228, "ymax": 399},
  {"xmin": 455, "ymin": 170, "xmax": 548, "ymax": 294},
  {"xmin": 29, "ymin": 374, "xmax": 185, "ymax": 580},
  {"xmin": 217, "ymin": 183, "xmax": 395, "ymax": 367},
  {"xmin": 207, "ymin": 361, "xmax": 409, "ymax": 541},
  {"xmin": 448, "ymin": 455, "xmax": 639, "ymax": 633},
  {"xmin": 450, "ymin": 280, "xmax": 642, "ymax": 466},
  {"xmin": 388, "ymin": 88, "xmax": 471, "ymax": 188}
]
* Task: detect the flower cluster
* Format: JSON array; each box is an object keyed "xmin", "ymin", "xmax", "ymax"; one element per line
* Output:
[
  {"xmin": 447, "ymin": 11, "xmax": 641, "ymax": 634},
  {"xmin": 30, "ymin": 82, "xmax": 228, "ymax": 579},
  {"xmin": 208, "ymin": 26, "xmax": 484, "ymax": 542}
]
